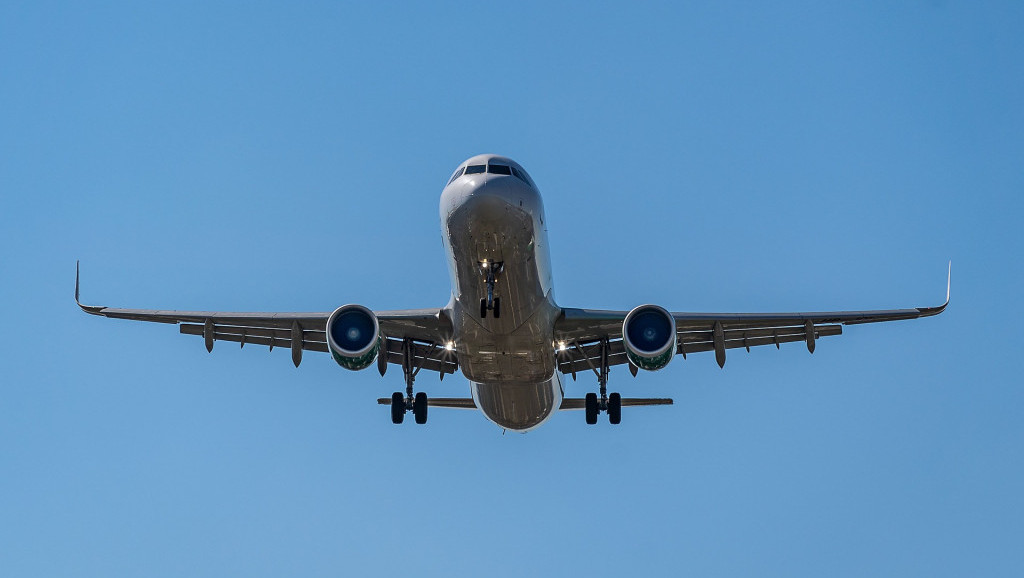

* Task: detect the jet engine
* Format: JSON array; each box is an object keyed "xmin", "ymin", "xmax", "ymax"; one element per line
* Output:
[
  {"xmin": 326, "ymin": 304, "xmax": 381, "ymax": 370},
  {"xmin": 622, "ymin": 305, "xmax": 676, "ymax": 371}
]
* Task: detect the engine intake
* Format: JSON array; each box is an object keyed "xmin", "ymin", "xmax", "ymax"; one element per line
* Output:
[
  {"xmin": 326, "ymin": 304, "xmax": 381, "ymax": 371},
  {"xmin": 622, "ymin": 304, "xmax": 676, "ymax": 371}
]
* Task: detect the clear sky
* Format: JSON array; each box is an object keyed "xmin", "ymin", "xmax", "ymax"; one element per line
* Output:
[{"xmin": 1, "ymin": 2, "xmax": 1021, "ymax": 576}]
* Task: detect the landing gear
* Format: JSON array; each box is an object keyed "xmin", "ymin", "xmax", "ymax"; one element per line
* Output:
[
  {"xmin": 391, "ymin": 392, "xmax": 405, "ymax": 424},
  {"xmin": 414, "ymin": 392, "xmax": 428, "ymax": 424},
  {"xmin": 608, "ymin": 392, "xmax": 621, "ymax": 425},
  {"xmin": 390, "ymin": 338, "xmax": 435, "ymax": 425},
  {"xmin": 578, "ymin": 338, "xmax": 623, "ymax": 425},
  {"xmin": 585, "ymin": 393, "xmax": 599, "ymax": 425},
  {"xmin": 479, "ymin": 261, "xmax": 503, "ymax": 318},
  {"xmin": 480, "ymin": 297, "xmax": 501, "ymax": 319},
  {"xmin": 390, "ymin": 389, "xmax": 428, "ymax": 425}
]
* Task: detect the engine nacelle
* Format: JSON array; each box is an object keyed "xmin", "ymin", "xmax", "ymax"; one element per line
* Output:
[
  {"xmin": 326, "ymin": 304, "xmax": 381, "ymax": 371},
  {"xmin": 622, "ymin": 304, "xmax": 676, "ymax": 371}
]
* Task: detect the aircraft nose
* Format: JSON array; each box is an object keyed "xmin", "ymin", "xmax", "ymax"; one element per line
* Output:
[
  {"xmin": 467, "ymin": 173, "xmax": 509, "ymax": 195},
  {"xmin": 471, "ymin": 174, "xmax": 539, "ymax": 208},
  {"xmin": 440, "ymin": 170, "xmax": 541, "ymax": 225},
  {"xmin": 464, "ymin": 182, "xmax": 511, "ymax": 221}
]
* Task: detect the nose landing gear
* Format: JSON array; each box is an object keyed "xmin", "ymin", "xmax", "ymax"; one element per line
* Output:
[{"xmin": 479, "ymin": 261, "xmax": 503, "ymax": 319}]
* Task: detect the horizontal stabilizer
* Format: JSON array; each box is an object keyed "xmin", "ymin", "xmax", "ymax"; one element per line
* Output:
[
  {"xmin": 375, "ymin": 397, "xmax": 673, "ymax": 411},
  {"xmin": 559, "ymin": 398, "xmax": 673, "ymax": 410},
  {"xmin": 376, "ymin": 397, "xmax": 477, "ymax": 409}
]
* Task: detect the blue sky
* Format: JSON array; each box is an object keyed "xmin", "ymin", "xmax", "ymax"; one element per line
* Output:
[{"xmin": 1, "ymin": 2, "xmax": 1022, "ymax": 576}]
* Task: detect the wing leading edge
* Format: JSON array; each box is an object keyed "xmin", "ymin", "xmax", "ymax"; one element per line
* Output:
[
  {"xmin": 75, "ymin": 262, "xmax": 455, "ymax": 374},
  {"xmin": 554, "ymin": 263, "xmax": 950, "ymax": 374}
]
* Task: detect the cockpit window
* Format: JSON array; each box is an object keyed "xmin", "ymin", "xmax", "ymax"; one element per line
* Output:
[
  {"xmin": 447, "ymin": 167, "xmax": 464, "ymax": 185},
  {"xmin": 487, "ymin": 164, "xmax": 512, "ymax": 175},
  {"xmin": 464, "ymin": 164, "xmax": 486, "ymax": 174},
  {"xmin": 510, "ymin": 166, "xmax": 533, "ymax": 186}
]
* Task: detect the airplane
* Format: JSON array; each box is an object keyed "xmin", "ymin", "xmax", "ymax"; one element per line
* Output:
[{"xmin": 76, "ymin": 154, "xmax": 950, "ymax": 432}]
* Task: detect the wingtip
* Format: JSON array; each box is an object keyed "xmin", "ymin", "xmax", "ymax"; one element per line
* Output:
[
  {"xmin": 946, "ymin": 260, "xmax": 951, "ymax": 305},
  {"xmin": 75, "ymin": 261, "xmax": 105, "ymax": 315},
  {"xmin": 918, "ymin": 261, "xmax": 951, "ymax": 317}
]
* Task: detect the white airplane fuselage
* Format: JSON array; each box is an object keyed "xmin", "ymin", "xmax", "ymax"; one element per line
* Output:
[{"xmin": 439, "ymin": 154, "xmax": 563, "ymax": 431}]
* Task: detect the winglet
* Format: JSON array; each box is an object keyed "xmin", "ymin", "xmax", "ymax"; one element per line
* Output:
[
  {"xmin": 917, "ymin": 261, "xmax": 950, "ymax": 318},
  {"xmin": 75, "ymin": 261, "xmax": 106, "ymax": 315},
  {"xmin": 946, "ymin": 260, "xmax": 951, "ymax": 305}
]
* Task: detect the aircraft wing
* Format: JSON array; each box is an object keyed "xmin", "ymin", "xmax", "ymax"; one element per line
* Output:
[
  {"xmin": 553, "ymin": 264, "xmax": 950, "ymax": 374},
  {"xmin": 75, "ymin": 264, "xmax": 456, "ymax": 375}
]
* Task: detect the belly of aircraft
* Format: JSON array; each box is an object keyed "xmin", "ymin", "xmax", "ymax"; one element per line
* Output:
[
  {"xmin": 471, "ymin": 375, "xmax": 563, "ymax": 432},
  {"xmin": 445, "ymin": 189, "xmax": 558, "ymax": 384}
]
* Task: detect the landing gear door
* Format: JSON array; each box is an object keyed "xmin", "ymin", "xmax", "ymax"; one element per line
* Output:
[{"xmin": 475, "ymin": 233, "xmax": 504, "ymax": 265}]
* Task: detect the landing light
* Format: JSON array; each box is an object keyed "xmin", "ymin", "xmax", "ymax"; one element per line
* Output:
[
  {"xmin": 445, "ymin": 341, "xmax": 456, "ymax": 351},
  {"xmin": 557, "ymin": 341, "xmax": 567, "ymax": 352}
]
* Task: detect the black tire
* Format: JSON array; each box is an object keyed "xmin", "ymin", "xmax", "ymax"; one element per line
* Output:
[
  {"xmin": 585, "ymin": 393, "xmax": 598, "ymax": 425},
  {"xmin": 493, "ymin": 297, "xmax": 500, "ymax": 319},
  {"xmin": 608, "ymin": 392, "xmax": 622, "ymax": 425},
  {"xmin": 480, "ymin": 298, "xmax": 487, "ymax": 319},
  {"xmin": 391, "ymin": 392, "xmax": 405, "ymax": 424},
  {"xmin": 414, "ymin": 391, "xmax": 428, "ymax": 424}
]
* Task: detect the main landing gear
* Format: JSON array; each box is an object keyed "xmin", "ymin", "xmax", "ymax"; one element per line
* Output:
[
  {"xmin": 585, "ymin": 392, "xmax": 621, "ymax": 425},
  {"xmin": 579, "ymin": 338, "xmax": 622, "ymax": 425},
  {"xmin": 479, "ymin": 261, "xmax": 503, "ymax": 319},
  {"xmin": 390, "ymin": 338, "xmax": 433, "ymax": 425},
  {"xmin": 390, "ymin": 391, "xmax": 427, "ymax": 425}
]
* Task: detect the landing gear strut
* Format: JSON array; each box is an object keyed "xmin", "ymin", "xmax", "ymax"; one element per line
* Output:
[
  {"xmin": 574, "ymin": 338, "xmax": 622, "ymax": 425},
  {"xmin": 479, "ymin": 261, "xmax": 503, "ymax": 319},
  {"xmin": 390, "ymin": 338, "xmax": 434, "ymax": 425}
]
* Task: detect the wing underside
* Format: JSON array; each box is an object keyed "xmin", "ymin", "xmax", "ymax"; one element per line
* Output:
[
  {"xmin": 554, "ymin": 264, "xmax": 950, "ymax": 374},
  {"xmin": 77, "ymin": 262, "xmax": 949, "ymax": 379},
  {"xmin": 75, "ymin": 264, "xmax": 456, "ymax": 375}
]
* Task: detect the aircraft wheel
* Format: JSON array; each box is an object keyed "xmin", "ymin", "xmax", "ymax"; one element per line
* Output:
[
  {"xmin": 414, "ymin": 391, "xmax": 428, "ymax": 424},
  {"xmin": 493, "ymin": 297, "xmax": 500, "ymax": 319},
  {"xmin": 608, "ymin": 392, "xmax": 621, "ymax": 425},
  {"xmin": 479, "ymin": 298, "xmax": 487, "ymax": 319},
  {"xmin": 585, "ymin": 393, "xmax": 598, "ymax": 425},
  {"xmin": 391, "ymin": 392, "xmax": 405, "ymax": 424}
]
